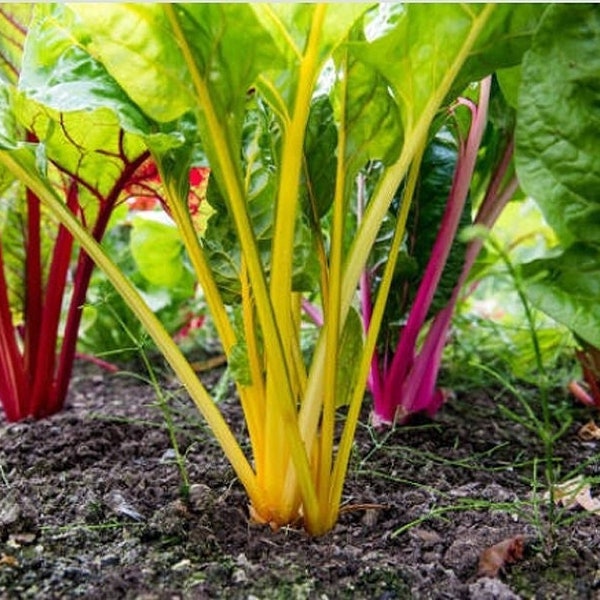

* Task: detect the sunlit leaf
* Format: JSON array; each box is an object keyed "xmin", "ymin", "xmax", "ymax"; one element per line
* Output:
[
  {"xmin": 252, "ymin": 4, "xmax": 368, "ymax": 115},
  {"xmin": 0, "ymin": 5, "xmax": 34, "ymax": 85},
  {"xmin": 22, "ymin": 4, "xmax": 151, "ymax": 133},
  {"xmin": 359, "ymin": 4, "xmax": 485, "ymax": 130},
  {"xmin": 130, "ymin": 213, "xmax": 192, "ymax": 289},
  {"xmin": 164, "ymin": 3, "xmax": 283, "ymax": 172},
  {"xmin": 68, "ymin": 3, "xmax": 192, "ymax": 123}
]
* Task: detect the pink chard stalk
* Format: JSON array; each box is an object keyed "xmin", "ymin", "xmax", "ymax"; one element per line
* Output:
[
  {"xmin": 364, "ymin": 77, "xmax": 518, "ymax": 427},
  {"xmin": 569, "ymin": 344, "xmax": 600, "ymax": 409}
]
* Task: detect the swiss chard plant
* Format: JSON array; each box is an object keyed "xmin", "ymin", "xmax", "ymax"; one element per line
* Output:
[
  {"xmin": 362, "ymin": 77, "xmax": 521, "ymax": 426},
  {"xmin": 0, "ymin": 5, "xmax": 154, "ymax": 421},
  {"xmin": 514, "ymin": 4, "xmax": 600, "ymax": 408},
  {"xmin": 0, "ymin": 3, "xmax": 545, "ymax": 534}
]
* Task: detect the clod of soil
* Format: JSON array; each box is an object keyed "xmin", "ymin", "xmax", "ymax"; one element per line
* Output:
[{"xmin": 1, "ymin": 362, "xmax": 599, "ymax": 599}]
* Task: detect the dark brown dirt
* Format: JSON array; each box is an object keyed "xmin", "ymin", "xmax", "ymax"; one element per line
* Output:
[{"xmin": 1, "ymin": 361, "xmax": 600, "ymax": 599}]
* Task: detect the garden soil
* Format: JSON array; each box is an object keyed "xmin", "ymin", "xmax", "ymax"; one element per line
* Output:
[{"xmin": 1, "ymin": 361, "xmax": 600, "ymax": 599}]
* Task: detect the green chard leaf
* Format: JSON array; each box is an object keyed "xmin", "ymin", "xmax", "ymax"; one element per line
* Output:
[
  {"xmin": 204, "ymin": 96, "xmax": 320, "ymax": 304},
  {"xmin": 129, "ymin": 213, "xmax": 194, "ymax": 291},
  {"xmin": 21, "ymin": 4, "xmax": 152, "ymax": 134},
  {"xmin": 335, "ymin": 306, "xmax": 364, "ymax": 408},
  {"xmin": 302, "ymin": 94, "xmax": 338, "ymax": 219},
  {"xmin": 164, "ymin": 3, "xmax": 283, "ymax": 182},
  {"xmin": 15, "ymin": 4, "xmax": 162, "ymax": 222},
  {"xmin": 521, "ymin": 243, "xmax": 600, "ymax": 348},
  {"xmin": 359, "ymin": 4, "xmax": 545, "ymax": 133},
  {"xmin": 0, "ymin": 5, "xmax": 33, "ymax": 85},
  {"xmin": 455, "ymin": 4, "xmax": 547, "ymax": 91},
  {"xmin": 68, "ymin": 3, "xmax": 193, "ymax": 124},
  {"xmin": 496, "ymin": 65, "xmax": 522, "ymax": 110},
  {"xmin": 359, "ymin": 4, "xmax": 489, "ymax": 130},
  {"xmin": 516, "ymin": 3, "xmax": 600, "ymax": 246},
  {"xmin": 409, "ymin": 129, "xmax": 470, "ymax": 315},
  {"xmin": 252, "ymin": 4, "xmax": 369, "ymax": 117},
  {"xmin": 376, "ymin": 127, "xmax": 470, "ymax": 332},
  {"xmin": 336, "ymin": 41, "xmax": 403, "ymax": 176},
  {"xmin": 14, "ymin": 95, "xmax": 146, "ymax": 216}
]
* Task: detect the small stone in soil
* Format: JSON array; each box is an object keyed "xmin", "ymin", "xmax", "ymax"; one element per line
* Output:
[{"xmin": 468, "ymin": 576, "xmax": 521, "ymax": 600}]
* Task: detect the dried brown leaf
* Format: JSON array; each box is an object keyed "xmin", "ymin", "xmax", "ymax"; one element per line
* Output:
[
  {"xmin": 0, "ymin": 553, "xmax": 18, "ymax": 568},
  {"xmin": 578, "ymin": 420, "xmax": 600, "ymax": 441},
  {"xmin": 478, "ymin": 535, "xmax": 525, "ymax": 578}
]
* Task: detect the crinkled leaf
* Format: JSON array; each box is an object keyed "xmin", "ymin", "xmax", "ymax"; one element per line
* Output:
[
  {"xmin": 410, "ymin": 130, "xmax": 471, "ymax": 316},
  {"xmin": 376, "ymin": 128, "xmax": 468, "ymax": 333},
  {"xmin": 516, "ymin": 4, "xmax": 600, "ymax": 246},
  {"xmin": 206, "ymin": 183, "xmax": 319, "ymax": 306},
  {"xmin": 202, "ymin": 96, "xmax": 278, "ymax": 304},
  {"xmin": 521, "ymin": 243, "xmax": 600, "ymax": 348}
]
